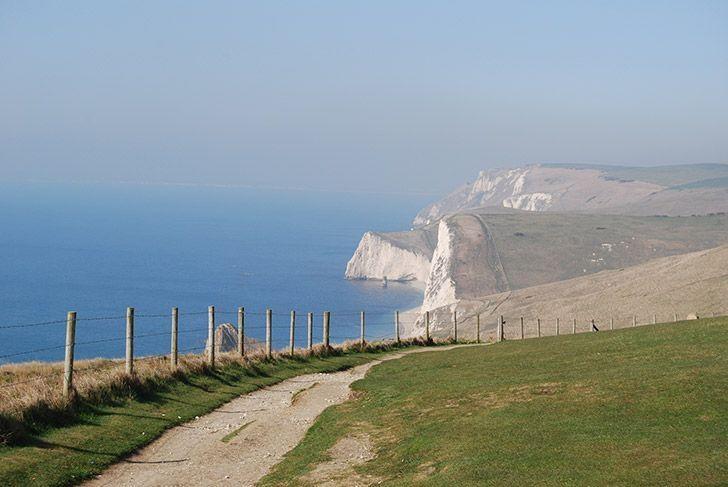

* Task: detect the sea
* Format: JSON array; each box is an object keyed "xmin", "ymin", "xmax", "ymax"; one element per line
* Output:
[{"xmin": 0, "ymin": 182, "xmax": 431, "ymax": 363}]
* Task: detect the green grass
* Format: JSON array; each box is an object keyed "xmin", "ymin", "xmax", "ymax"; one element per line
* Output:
[
  {"xmin": 291, "ymin": 382, "xmax": 319, "ymax": 405},
  {"xmin": 262, "ymin": 318, "xmax": 728, "ymax": 486},
  {"xmin": 0, "ymin": 347, "xmax": 416, "ymax": 486},
  {"xmin": 220, "ymin": 420, "xmax": 254, "ymax": 443}
]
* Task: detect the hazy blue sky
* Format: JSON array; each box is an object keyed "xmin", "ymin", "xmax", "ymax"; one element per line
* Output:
[{"xmin": 1, "ymin": 1, "xmax": 726, "ymax": 193}]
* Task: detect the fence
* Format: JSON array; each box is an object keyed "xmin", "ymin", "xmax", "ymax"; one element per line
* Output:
[
  {"xmin": 0, "ymin": 306, "xmax": 425, "ymax": 396},
  {"xmin": 428, "ymin": 309, "xmax": 726, "ymax": 343},
  {"xmin": 0, "ymin": 305, "xmax": 725, "ymax": 397}
]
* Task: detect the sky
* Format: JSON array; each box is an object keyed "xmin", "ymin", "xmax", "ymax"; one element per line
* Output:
[{"xmin": 1, "ymin": 1, "xmax": 727, "ymax": 193}]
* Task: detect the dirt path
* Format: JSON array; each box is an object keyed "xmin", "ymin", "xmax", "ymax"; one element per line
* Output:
[{"xmin": 85, "ymin": 345, "xmax": 474, "ymax": 487}]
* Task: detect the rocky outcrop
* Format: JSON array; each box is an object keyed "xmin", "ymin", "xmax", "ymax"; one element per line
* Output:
[
  {"xmin": 345, "ymin": 228, "xmax": 437, "ymax": 285},
  {"xmin": 207, "ymin": 323, "xmax": 262, "ymax": 353},
  {"xmin": 213, "ymin": 323, "xmax": 238, "ymax": 353}
]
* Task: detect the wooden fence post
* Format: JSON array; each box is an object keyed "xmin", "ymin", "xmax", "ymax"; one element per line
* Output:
[
  {"xmin": 307, "ymin": 312, "xmax": 313, "ymax": 351},
  {"xmin": 171, "ymin": 307, "xmax": 178, "ymax": 370},
  {"xmin": 499, "ymin": 315, "xmax": 504, "ymax": 342},
  {"xmin": 63, "ymin": 311, "xmax": 76, "ymax": 399},
  {"xmin": 425, "ymin": 311, "xmax": 430, "ymax": 342},
  {"xmin": 556, "ymin": 317, "xmax": 560, "ymax": 336},
  {"xmin": 674, "ymin": 312, "xmax": 678, "ymax": 323},
  {"xmin": 323, "ymin": 311, "xmax": 330, "ymax": 348},
  {"xmin": 453, "ymin": 311, "xmax": 458, "ymax": 342},
  {"xmin": 238, "ymin": 307, "xmax": 245, "ymax": 357},
  {"xmin": 476, "ymin": 314, "xmax": 481, "ymax": 343},
  {"xmin": 395, "ymin": 311, "xmax": 401, "ymax": 344},
  {"xmin": 537, "ymin": 318, "xmax": 541, "ymax": 338},
  {"xmin": 126, "ymin": 307, "xmax": 135, "ymax": 375},
  {"xmin": 573, "ymin": 318, "xmax": 576, "ymax": 334},
  {"xmin": 265, "ymin": 308, "xmax": 272, "ymax": 358},
  {"xmin": 521, "ymin": 317, "xmax": 524, "ymax": 340},
  {"xmin": 633, "ymin": 315, "xmax": 637, "ymax": 327},
  {"xmin": 653, "ymin": 314, "xmax": 657, "ymax": 324},
  {"xmin": 360, "ymin": 311, "xmax": 365, "ymax": 349},
  {"xmin": 591, "ymin": 319, "xmax": 596, "ymax": 332},
  {"xmin": 208, "ymin": 305, "xmax": 216, "ymax": 366},
  {"xmin": 289, "ymin": 310, "xmax": 296, "ymax": 355},
  {"xmin": 610, "ymin": 317, "xmax": 614, "ymax": 331}
]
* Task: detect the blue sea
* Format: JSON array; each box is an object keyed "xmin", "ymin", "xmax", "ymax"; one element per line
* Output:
[{"xmin": 0, "ymin": 183, "xmax": 430, "ymax": 363}]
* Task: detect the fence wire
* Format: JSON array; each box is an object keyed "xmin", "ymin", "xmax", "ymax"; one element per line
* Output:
[{"xmin": 1, "ymin": 306, "xmax": 725, "ymax": 391}]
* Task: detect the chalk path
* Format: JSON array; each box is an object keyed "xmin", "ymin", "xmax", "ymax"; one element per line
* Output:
[{"xmin": 85, "ymin": 345, "xmax": 474, "ymax": 487}]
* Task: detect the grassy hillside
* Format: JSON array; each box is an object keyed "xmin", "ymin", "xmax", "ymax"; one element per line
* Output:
[
  {"xmin": 670, "ymin": 176, "xmax": 728, "ymax": 191},
  {"xmin": 468, "ymin": 211, "xmax": 728, "ymax": 294},
  {"xmin": 423, "ymin": 244, "xmax": 728, "ymax": 341},
  {"xmin": 544, "ymin": 163, "xmax": 728, "ymax": 187},
  {"xmin": 262, "ymin": 318, "xmax": 728, "ymax": 486}
]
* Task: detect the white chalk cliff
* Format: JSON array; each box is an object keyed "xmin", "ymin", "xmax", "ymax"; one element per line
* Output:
[
  {"xmin": 422, "ymin": 220, "xmax": 458, "ymax": 310},
  {"xmin": 347, "ymin": 163, "xmax": 728, "ymax": 325},
  {"xmin": 345, "ymin": 231, "xmax": 434, "ymax": 285}
]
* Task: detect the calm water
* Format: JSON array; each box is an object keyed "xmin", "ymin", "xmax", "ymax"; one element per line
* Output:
[{"xmin": 0, "ymin": 183, "xmax": 430, "ymax": 363}]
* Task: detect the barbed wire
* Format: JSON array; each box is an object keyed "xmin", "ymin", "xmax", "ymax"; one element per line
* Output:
[
  {"xmin": 0, "ymin": 318, "xmax": 69, "ymax": 330},
  {"xmin": 76, "ymin": 315, "xmax": 128, "ymax": 322},
  {"xmin": 75, "ymin": 336, "xmax": 127, "ymax": 346},
  {"xmin": 0, "ymin": 311, "xmax": 208, "ymax": 330},
  {"xmin": 0, "ymin": 308, "xmax": 425, "ymax": 331},
  {"xmin": 0, "ymin": 344, "xmax": 67, "ymax": 361},
  {"xmin": 176, "ymin": 327, "xmax": 214, "ymax": 336},
  {"xmin": 177, "ymin": 344, "xmax": 207, "ymax": 354}
]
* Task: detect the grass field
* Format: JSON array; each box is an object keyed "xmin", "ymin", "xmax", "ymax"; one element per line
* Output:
[
  {"xmin": 0, "ymin": 343, "xmax": 425, "ymax": 486},
  {"xmin": 262, "ymin": 318, "xmax": 728, "ymax": 486}
]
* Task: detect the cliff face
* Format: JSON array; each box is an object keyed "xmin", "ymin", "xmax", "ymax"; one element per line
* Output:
[
  {"xmin": 345, "ymin": 230, "xmax": 435, "ymax": 284},
  {"xmin": 349, "ymin": 210, "xmax": 728, "ymax": 315},
  {"xmin": 423, "ymin": 214, "xmax": 511, "ymax": 311},
  {"xmin": 422, "ymin": 220, "xmax": 457, "ymax": 310},
  {"xmin": 413, "ymin": 165, "xmax": 663, "ymax": 226}
]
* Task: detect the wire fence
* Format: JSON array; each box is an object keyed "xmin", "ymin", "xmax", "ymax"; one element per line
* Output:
[
  {"xmin": 0, "ymin": 307, "xmax": 417, "ymax": 393},
  {"xmin": 423, "ymin": 308, "xmax": 728, "ymax": 344},
  {"xmin": 0, "ymin": 304, "xmax": 724, "ymax": 394}
]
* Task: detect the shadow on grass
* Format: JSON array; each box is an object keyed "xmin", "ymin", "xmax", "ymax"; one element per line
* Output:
[{"xmin": 22, "ymin": 437, "xmax": 120, "ymax": 457}]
